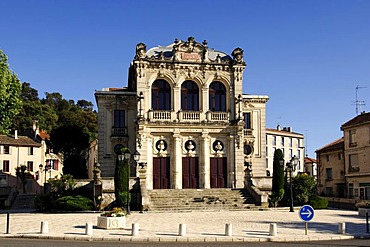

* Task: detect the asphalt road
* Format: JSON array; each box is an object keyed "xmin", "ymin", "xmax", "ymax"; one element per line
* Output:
[{"xmin": 1, "ymin": 238, "xmax": 370, "ymax": 247}]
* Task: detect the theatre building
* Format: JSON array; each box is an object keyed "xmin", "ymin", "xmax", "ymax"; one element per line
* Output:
[{"xmin": 95, "ymin": 37, "xmax": 270, "ymax": 209}]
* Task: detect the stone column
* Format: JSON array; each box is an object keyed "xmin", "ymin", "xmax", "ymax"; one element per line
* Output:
[
  {"xmin": 201, "ymin": 133, "xmax": 210, "ymax": 189},
  {"xmin": 173, "ymin": 133, "xmax": 182, "ymax": 189},
  {"xmin": 146, "ymin": 137, "xmax": 153, "ymax": 190},
  {"xmin": 228, "ymin": 135, "xmax": 235, "ymax": 188}
]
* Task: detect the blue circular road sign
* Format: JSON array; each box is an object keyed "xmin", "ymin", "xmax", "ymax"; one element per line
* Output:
[{"xmin": 299, "ymin": 205, "xmax": 314, "ymax": 222}]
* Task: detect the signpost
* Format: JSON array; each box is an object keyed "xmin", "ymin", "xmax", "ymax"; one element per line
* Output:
[{"xmin": 299, "ymin": 205, "xmax": 314, "ymax": 235}]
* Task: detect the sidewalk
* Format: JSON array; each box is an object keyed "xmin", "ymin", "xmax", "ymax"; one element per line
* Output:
[{"xmin": 0, "ymin": 208, "xmax": 369, "ymax": 242}]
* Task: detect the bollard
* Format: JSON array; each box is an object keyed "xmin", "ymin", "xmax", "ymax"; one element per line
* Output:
[
  {"xmin": 225, "ymin": 223, "xmax": 232, "ymax": 236},
  {"xmin": 6, "ymin": 211, "xmax": 9, "ymax": 234},
  {"xmin": 269, "ymin": 223, "xmax": 277, "ymax": 236},
  {"xmin": 132, "ymin": 223, "xmax": 139, "ymax": 236},
  {"xmin": 85, "ymin": 223, "xmax": 93, "ymax": 236},
  {"xmin": 178, "ymin": 223, "xmax": 186, "ymax": 236},
  {"xmin": 40, "ymin": 221, "xmax": 49, "ymax": 234},
  {"xmin": 338, "ymin": 222, "xmax": 345, "ymax": 234}
]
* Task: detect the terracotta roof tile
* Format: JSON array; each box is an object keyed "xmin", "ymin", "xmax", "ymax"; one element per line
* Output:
[
  {"xmin": 341, "ymin": 112, "xmax": 370, "ymax": 129},
  {"xmin": 315, "ymin": 137, "xmax": 344, "ymax": 152},
  {"xmin": 0, "ymin": 135, "xmax": 42, "ymax": 147},
  {"xmin": 304, "ymin": 157, "xmax": 317, "ymax": 163}
]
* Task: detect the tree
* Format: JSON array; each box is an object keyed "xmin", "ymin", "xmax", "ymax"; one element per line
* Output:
[
  {"xmin": 270, "ymin": 149, "xmax": 285, "ymax": 207},
  {"xmin": 20, "ymin": 82, "xmax": 39, "ymax": 101},
  {"xmin": 0, "ymin": 50, "xmax": 22, "ymax": 134},
  {"xmin": 50, "ymin": 125, "xmax": 90, "ymax": 178},
  {"xmin": 114, "ymin": 147, "xmax": 130, "ymax": 210},
  {"xmin": 292, "ymin": 173, "xmax": 317, "ymax": 206}
]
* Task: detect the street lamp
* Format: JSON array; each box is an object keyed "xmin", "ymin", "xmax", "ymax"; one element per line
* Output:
[
  {"xmin": 40, "ymin": 163, "xmax": 51, "ymax": 194},
  {"xmin": 286, "ymin": 155, "xmax": 299, "ymax": 212}
]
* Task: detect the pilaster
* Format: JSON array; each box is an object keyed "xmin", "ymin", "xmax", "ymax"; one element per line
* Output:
[
  {"xmin": 173, "ymin": 133, "xmax": 182, "ymax": 189},
  {"xmin": 201, "ymin": 133, "xmax": 211, "ymax": 188}
]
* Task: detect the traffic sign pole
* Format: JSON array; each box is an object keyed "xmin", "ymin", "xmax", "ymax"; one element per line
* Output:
[
  {"xmin": 299, "ymin": 205, "xmax": 315, "ymax": 235},
  {"xmin": 305, "ymin": 222, "xmax": 308, "ymax": 235}
]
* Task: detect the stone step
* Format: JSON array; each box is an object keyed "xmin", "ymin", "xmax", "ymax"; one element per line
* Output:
[
  {"xmin": 11, "ymin": 194, "xmax": 37, "ymax": 210},
  {"xmin": 147, "ymin": 188, "xmax": 257, "ymax": 211}
]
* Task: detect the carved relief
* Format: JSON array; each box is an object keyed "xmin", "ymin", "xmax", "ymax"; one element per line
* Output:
[
  {"xmin": 231, "ymin": 47, "xmax": 245, "ymax": 64},
  {"xmin": 183, "ymin": 138, "xmax": 198, "ymax": 156},
  {"xmin": 153, "ymin": 137, "xmax": 169, "ymax": 157},
  {"xmin": 211, "ymin": 139, "xmax": 226, "ymax": 157},
  {"xmin": 135, "ymin": 43, "xmax": 147, "ymax": 59}
]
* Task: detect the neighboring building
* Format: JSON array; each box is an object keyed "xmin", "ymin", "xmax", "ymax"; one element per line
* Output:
[
  {"xmin": 95, "ymin": 37, "xmax": 270, "ymax": 205},
  {"xmin": 341, "ymin": 111, "xmax": 370, "ymax": 200},
  {"xmin": 265, "ymin": 126, "xmax": 305, "ymax": 177},
  {"xmin": 316, "ymin": 111, "xmax": 370, "ymax": 200},
  {"xmin": 0, "ymin": 130, "xmax": 45, "ymax": 194},
  {"xmin": 86, "ymin": 139, "xmax": 98, "ymax": 179},
  {"xmin": 304, "ymin": 156, "xmax": 317, "ymax": 178},
  {"xmin": 316, "ymin": 138, "xmax": 345, "ymax": 198},
  {"xmin": 0, "ymin": 126, "xmax": 63, "ymax": 195}
]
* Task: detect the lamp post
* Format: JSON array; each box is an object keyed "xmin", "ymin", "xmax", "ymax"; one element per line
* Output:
[{"xmin": 286, "ymin": 155, "xmax": 299, "ymax": 212}]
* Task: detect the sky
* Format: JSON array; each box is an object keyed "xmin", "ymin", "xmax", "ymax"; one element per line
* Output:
[{"xmin": 1, "ymin": 0, "xmax": 369, "ymax": 158}]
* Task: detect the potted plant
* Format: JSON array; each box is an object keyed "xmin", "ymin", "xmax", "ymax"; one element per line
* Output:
[
  {"xmin": 355, "ymin": 201, "xmax": 370, "ymax": 216},
  {"xmin": 97, "ymin": 207, "xmax": 127, "ymax": 229}
]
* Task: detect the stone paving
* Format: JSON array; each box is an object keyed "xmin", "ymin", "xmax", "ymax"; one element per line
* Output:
[{"xmin": 0, "ymin": 208, "xmax": 369, "ymax": 242}]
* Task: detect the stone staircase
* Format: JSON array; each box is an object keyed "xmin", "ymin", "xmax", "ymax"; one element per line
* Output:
[
  {"xmin": 10, "ymin": 194, "xmax": 37, "ymax": 210},
  {"xmin": 147, "ymin": 188, "xmax": 258, "ymax": 211}
]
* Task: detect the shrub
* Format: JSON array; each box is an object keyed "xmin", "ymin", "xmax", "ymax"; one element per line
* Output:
[
  {"xmin": 292, "ymin": 174, "xmax": 317, "ymax": 206},
  {"xmin": 34, "ymin": 194, "xmax": 53, "ymax": 210},
  {"xmin": 54, "ymin": 195, "xmax": 94, "ymax": 211},
  {"xmin": 355, "ymin": 202, "xmax": 370, "ymax": 209},
  {"xmin": 308, "ymin": 196, "xmax": 328, "ymax": 209}
]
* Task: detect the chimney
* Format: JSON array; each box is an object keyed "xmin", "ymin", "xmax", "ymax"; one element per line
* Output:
[
  {"xmin": 14, "ymin": 130, "xmax": 18, "ymax": 139},
  {"xmin": 277, "ymin": 124, "xmax": 281, "ymax": 131}
]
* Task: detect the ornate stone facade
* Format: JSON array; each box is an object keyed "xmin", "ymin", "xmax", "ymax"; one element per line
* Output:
[{"xmin": 95, "ymin": 37, "xmax": 269, "ymax": 196}]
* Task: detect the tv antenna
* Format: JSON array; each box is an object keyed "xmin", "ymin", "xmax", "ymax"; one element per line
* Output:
[{"xmin": 355, "ymin": 85, "xmax": 366, "ymax": 115}]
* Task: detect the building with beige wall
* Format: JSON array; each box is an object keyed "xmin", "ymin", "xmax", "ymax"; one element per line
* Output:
[
  {"xmin": 316, "ymin": 138, "xmax": 345, "ymax": 198},
  {"xmin": 265, "ymin": 126, "xmax": 305, "ymax": 177},
  {"xmin": 304, "ymin": 156, "xmax": 317, "ymax": 179},
  {"xmin": 95, "ymin": 37, "xmax": 270, "ymax": 202},
  {"xmin": 0, "ymin": 129, "xmax": 62, "ymax": 194},
  {"xmin": 341, "ymin": 112, "xmax": 370, "ymax": 199},
  {"xmin": 316, "ymin": 111, "xmax": 370, "ymax": 200}
]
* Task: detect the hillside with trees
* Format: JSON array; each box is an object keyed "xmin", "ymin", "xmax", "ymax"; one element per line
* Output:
[{"xmin": 1, "ymin": 49, "xmax": 97, "ymax": 179}]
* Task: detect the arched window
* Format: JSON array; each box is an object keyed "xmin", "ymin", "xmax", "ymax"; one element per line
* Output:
[
  {"xmin": 152, "ymin": 79, "xmax": 171, "ymax": 110},
  {"xmin": 209, "ymin": 81, "xmax": 226, "ymax": 111},
  {"xmin": 181, "ymin": 80, "xmax": 199, "ymax": 111}
]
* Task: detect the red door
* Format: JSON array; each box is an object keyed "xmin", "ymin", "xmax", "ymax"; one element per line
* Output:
[
  {"xmin": 182, "ymin": 157, "xmax": 199, "ymax": 189},
  {"xmin": 210, "ymin": 157, "xmax": 227, "ymax": 188},
  {"xmin": 153, "ymin": 157, "xmax": 170, "ymax": 189}
]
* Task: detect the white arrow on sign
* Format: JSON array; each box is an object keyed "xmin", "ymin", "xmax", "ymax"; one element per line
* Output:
[{"xmin": 301, "ymin": 209, "xmax": 312, "ymax": 218}]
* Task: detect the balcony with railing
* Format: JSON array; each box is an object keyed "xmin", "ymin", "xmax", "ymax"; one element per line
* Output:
[
  {"xmin": 147, "ymin": 110, "xmax": 230, "ymax": 123},
  {"xmin": 206, "ymin": 111, "xmax": 230, "ymax": 122},
  {"xmin": 148, "ymin": 110, "xmax": 174, "ymax": 122},
  {"xmin": 178, "ymin": 111, "xmax": 201, "ymax": 122},
  {"xmin": 243, "ymin": 129, "xmax": 253, "ymax": 136},
  {"xmin": 111, "ymin": 127, "xmax": 127, "ymax": 137}
]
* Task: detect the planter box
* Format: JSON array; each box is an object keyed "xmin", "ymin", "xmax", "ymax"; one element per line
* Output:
[
  {"xmin": 358, "ymin": 208, "xmax": 370, "ymax": 217},
  {"xmin": 97, "ymin": 216, "xmax": 126, "ymax": 229}
]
